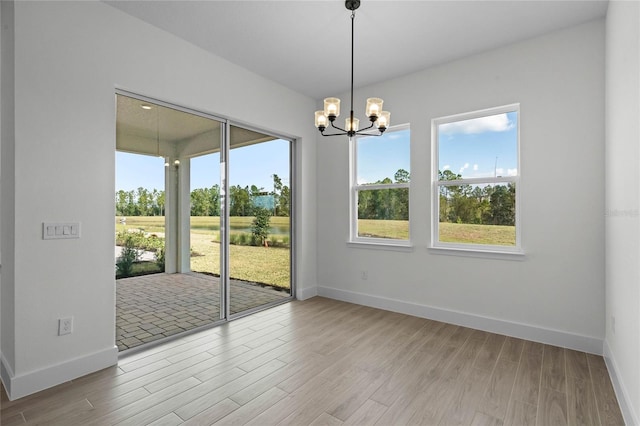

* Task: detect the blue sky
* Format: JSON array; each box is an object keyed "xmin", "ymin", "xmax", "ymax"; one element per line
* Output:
[
  {"xmin": 116, "ymin": 113, "xmax": 516, "ymax": 192},
  {"xmin": 438, "ymin": 112, "xmax": 518, "ymax": 179},
  {"xmin": 357, "ymin": 128, "xmax": 411, "ymax": 184},
  {"xmin": 116, "ymin": 139, "xmax": 290, "ymax": 192},
  {"xmin": 356, "ymin": 112, "xmax": 517, "ymax": 185}
]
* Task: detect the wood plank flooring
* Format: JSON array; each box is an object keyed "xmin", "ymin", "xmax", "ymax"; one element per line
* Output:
[{"xmin": 0, "ymin": 297, "xmax": 625, "ymax": 425}]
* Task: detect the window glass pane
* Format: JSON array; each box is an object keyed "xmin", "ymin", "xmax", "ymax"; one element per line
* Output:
[
  {"xmin": 357, "ymin": 128, "xmax": 410, "ymax": 185},
  {"xmin": 357, "ymin": 188, "xmax": 409, "ymax": 239},
  {"xmin": 438, "ymin": 183, "xmax": 516, "ymax": 246},
  {"xmin": 438, "ymin": 112, "xmax": 517, "ymax": 180}
]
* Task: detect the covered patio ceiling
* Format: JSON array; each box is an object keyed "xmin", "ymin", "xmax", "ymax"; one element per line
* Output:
[{"xmin": 116, "ymin": 94, "xmax": 275, "ymax": 158}]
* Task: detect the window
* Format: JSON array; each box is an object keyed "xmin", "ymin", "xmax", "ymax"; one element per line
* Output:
[
  {"xmin": 432, "ymin": 105, "xmax": 521, "ymax": 253},
  {"xmin": 350, "ymin": 124, "xmax": 410, "ymax": 246}
]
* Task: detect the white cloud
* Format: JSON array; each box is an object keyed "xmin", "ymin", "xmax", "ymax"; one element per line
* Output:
[
  {"xmin": 439, "ymin": 113, "xmax": 514, "ymax": 135},
  {"xmin": 473, "ymin": 164, "xmax": 478, "ymax": 171},
  {"xmin": 490, "ymin": 168, "xmax": 518, "ymax": 177},
  {"xmin": 443, "ymin": 164, "xmax": 450, "ymax": 170},
  {"xmin": 459, "ymin": 163, "xmax": 470, "ymax": 174}
]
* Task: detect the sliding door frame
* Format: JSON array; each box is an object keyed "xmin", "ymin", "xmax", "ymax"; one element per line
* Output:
[
  {"xmin": 225, "ymin": 120, "xmax": 296, "ymax": 320},
  {"xmin": 116, "ymin": 89, "xmax": 296, "ymax": 328}
]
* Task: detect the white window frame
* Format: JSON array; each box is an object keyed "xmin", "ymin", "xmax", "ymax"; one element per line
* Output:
[
  {"xmin": 349, "ymin": 124, "xmax": 411, "ymax": 250},
  {"xmin": 431, "ymin": 104, "xmax": 523, "ymax": 257}
]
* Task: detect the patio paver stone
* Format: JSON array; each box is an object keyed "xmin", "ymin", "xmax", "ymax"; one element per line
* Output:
[{"xmin": 116, "ymin": 272, "xmax": 289, "ymax": 351}]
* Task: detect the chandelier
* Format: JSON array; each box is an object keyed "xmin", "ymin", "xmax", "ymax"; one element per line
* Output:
[{"xmin": 314, "ymin": 0, "xmax": 390, "ymax": 139}]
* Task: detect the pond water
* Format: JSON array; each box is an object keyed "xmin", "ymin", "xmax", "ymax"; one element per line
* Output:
[{"xmin": 192, "ymin": 223, "xmax": 290, "ymax": 235}]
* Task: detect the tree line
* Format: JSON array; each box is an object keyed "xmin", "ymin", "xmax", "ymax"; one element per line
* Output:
[
  {"xmin": 358, "ymin": 169, "xmax": 410, "ymax": 221},
  {"xmin": 115, "ymin": 188, "xmax": 165, "ymax": 216},
  {"xmin": 115, "ymin": 174, "xmax": 290, "ymax": 217},
  {"xmin": 116, "ymin": 169, "xmax": 515, "ymax": 226},
  {"xmin": 356, "ymin": 168, "xmax": 515, "ymax": 226},
  {"xmin": 439, "ymin": 170, "xmax": 515, "ymax": 226}
]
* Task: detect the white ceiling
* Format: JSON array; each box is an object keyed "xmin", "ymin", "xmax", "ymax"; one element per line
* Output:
[{"xmin": 105, "ymin": 0, "xmax": 608, "ymax": 100}]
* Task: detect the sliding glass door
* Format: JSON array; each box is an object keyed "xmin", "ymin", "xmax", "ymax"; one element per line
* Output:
[
  {"xmin": 115, "ymin": 92, "xmax": 294, "ymax": 351},
  {"xmin": 228, "ymin": 125, "xmax": 292, "ymax": 315}
]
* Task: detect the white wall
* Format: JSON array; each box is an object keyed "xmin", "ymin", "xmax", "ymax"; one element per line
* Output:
[
  {"xmin": 0, "ymin": 0, "xmax": 317, "ymax": 399},
  {"xmin": 317, "ymin": 20, "xmax": 606, "ymax": 353},
  {"xmin": 605, "ymin": 1, "xmax": 640, "ymax": 424},
  {"xmin": 1, "ymin": 0, "xmax": 16, "ymax": 386}
]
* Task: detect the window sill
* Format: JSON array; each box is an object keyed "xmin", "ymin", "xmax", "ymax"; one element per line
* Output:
[
  {"xmin": 428, "ymin": 245, "xmax": 525, "ymax": 261},
  {"xmin": 347, "ymin": 240, "xmax": 414, "ymax": 252}
]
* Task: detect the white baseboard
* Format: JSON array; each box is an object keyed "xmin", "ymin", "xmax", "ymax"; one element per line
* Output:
[
  {"xmin": 604, "ymin": 340, "xmax": 639, "ymax": 426},
  {"xmin": 296, "ymin": 285, "xmax": 318, "ymax": 301},
  {"xmin": 1, "ymin": 346, "xmax": 118, "ymax": 401},
  {"xmin": 1, "ymin": 352, "xmax": 15, "ymax": 398},
  {"xmin": 316, "ymin": 286, "xmax": 603, "ymax": 355}
]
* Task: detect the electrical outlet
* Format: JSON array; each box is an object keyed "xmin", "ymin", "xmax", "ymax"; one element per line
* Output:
[
  {"xmin": 58, "ymin": 317, "xmax": 73, "ymax": 336},
  {"xmin": 360, "ymin": 270, "xmax": 368, "ymax": 280}
]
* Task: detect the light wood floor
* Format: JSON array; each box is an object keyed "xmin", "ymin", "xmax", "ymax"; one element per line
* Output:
[{"xmin": 1, "ymin": 297, "xmax": 624, "ymax": 425}]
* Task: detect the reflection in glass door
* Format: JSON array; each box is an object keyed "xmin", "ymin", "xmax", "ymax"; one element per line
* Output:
[{"xmin": 228, "ymin": 125, "xmax": 292, "ymax": 315}]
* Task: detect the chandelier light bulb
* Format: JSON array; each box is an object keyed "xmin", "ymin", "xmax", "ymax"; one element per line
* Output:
[
  {"xmin": 324, "ymin": 98, "xmax": 341, "ymax": 119},
  {"xmin": 365, "ymin": 98, "xmax": 383, "ymax": 120},
  {"xmin": 315, "ymin": 111, "xmax": 328, "ymax": 129},
  {"xmin": 377, "ymin": 111, "xmax": 391, "ymax": 130},
  {"xmin": 346, "ymin": 117, "xmax": 360, "ymax": 132}
]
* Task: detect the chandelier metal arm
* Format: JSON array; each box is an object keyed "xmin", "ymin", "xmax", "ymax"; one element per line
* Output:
[
  {"xmin": 329, "ymin": 120, "xmax": 349, "ymax": 134},
  {"xmin": 355, "ymin": 121, "xmax": 377, "ymax": 133},
  {"xmin": 320, "ymin": 132, "xmax": 350, "ymax": 137},
  {"xmin": 320, "ymin": 117, "xmax": 383, "ymax": 138}
]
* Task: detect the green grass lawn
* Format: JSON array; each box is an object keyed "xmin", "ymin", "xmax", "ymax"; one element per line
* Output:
[
  {"xmin": 439, "ymin": 222, "xmax": 516, "ymax": 246},
  {"xmin": 116, "ymin": 216, "xmax": 166, "ymax": 234},
  {"xmin": 357, "ymin": 219, "xmax": 515, "ymax": 246},
  {"xmin": 189, "ymin": 230, "xmax": 290, "ymax": 289},
  {"xmin": 116, "ymin": 216, "xmax": 291, "ymax": 289},
  {"xmin": 116, "ymin": 216, "xmax": 513, "ymax": 288},
  {"xmin": 357, "ymin": 219, "xmax": 409, "ymax": 240}
]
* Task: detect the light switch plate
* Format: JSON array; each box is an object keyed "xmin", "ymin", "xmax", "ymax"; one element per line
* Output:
[{"xmin": 43, "ymin": 222, "xmax": 81, "ymax": 240}]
